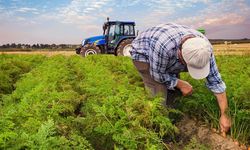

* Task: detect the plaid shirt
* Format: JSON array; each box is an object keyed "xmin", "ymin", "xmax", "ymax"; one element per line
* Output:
[{"xmin": 130, "ymin": 23, "xmax": 226, "ymax": 93}]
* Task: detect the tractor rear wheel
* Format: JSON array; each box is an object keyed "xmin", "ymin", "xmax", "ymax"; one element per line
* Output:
[
  {"xmin": 116, "ymin": 39, "xmax": 133, "ymax": 57},
  {"xmin": 80, "ymin": 44, "xmax": 101, "ymax": 57}
]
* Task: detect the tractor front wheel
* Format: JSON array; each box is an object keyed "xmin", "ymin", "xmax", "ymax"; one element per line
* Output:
[
  {"xmin": 80, "ymin": 44, "xmax": 101, "ymax": 57},
  {"xmin": 116, "ymin": 39, "xmax": 133, "ymax": 57}
]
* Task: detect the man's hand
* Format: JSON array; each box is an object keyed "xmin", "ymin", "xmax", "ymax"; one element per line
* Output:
[
  {"xmin": 220, "ymin": 114, "xmax": 231, "ymax": 133},
  {"xmin": 215, "ymin": 92, "xmax": 231, "ymax": 136},
  {"xmin": 176, "ymin": 79, "xmax": 193, "ymax": 96}
]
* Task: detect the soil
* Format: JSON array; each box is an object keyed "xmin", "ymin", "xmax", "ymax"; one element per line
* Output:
[{"xmin": 170, "ymin": 115, "xmax": 247, "ymax": 150}]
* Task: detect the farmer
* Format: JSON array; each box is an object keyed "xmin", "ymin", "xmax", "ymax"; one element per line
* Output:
[{"xmin": 130, "ymin": 23, "xmax": 231, "ymax": 134}]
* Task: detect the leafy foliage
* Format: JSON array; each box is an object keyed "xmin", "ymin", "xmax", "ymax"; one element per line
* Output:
[
  {"xmin": 178, "ymin": 56, "xmax": 250, "ymax": 144},
  {"xmin": 70, "ymin": 55, "xmax": 179, "ymax": 149},
  {"xmin": 0, "ymin": 54, "xmax": 46, "ymax": 100},
  {"xmin": 0, "ymin": 54, "xmax": 249, "ymax": 149},
  {"xmin": 0, "ymin": 55, "xmax": 178, "ymax": 149},
  {"xmin": 0, "ymin": 55, "xmax": 93, "ymax": 149}
]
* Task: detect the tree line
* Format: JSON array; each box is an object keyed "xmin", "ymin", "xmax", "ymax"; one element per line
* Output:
[{"xmin": 0, "ymin": 43, "xmax": 79, "ymax": 49}]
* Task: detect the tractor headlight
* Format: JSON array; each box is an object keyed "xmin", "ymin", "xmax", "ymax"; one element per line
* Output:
[{"xmin": 81, "ymin": 40, "xmax": 86, "ymax": 46}]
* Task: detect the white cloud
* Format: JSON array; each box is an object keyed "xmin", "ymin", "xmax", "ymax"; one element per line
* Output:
[
  {"xmin": 16, "ymin": 7, "xmax": 38, "ymax": 13},
  {"xmin": 175, "ymin": 0, "xmax": 249, "ymax": 27},
  {"xmin": 135, "ymin": 0, "xmax": 211, "ymax": 28},
  {"xmin": 36, "ymin": 0, "xmax": 114, "ymax": 39},
  {"xmin": 203, "ymin": 14, "xmax": 244, "ymax": 26},
  {"xmin": 16, "ymin": 17, "xmax": 25, "ymax": 21},
  {"xmin": 43, "ymin": 0, "xmax": 113, "ymax": 29}
]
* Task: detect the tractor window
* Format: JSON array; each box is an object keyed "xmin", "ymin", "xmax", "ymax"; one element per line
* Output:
[
  {"xmin": 115, "ymin": 25, "xmax": 120, "ymax": 35},
  {"xmin": 109, "ymin": 25, "xmax": 115, "ymax": 36},
  {"xmin": 108, "ymin": 24, "xmax": 120, "ymax": 44},
  {"xmin": 124, "ymin": 25, "xmax": 134, "ymax": 36}
]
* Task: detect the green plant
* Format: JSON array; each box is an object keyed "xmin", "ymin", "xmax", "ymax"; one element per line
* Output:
[
  {"xmin": 0, "ymin": 54, "xmax": 249, "ymax": 149},
  {"xmin": 178, "ymin": 56, "xmax": 250, "ymax": 144}
]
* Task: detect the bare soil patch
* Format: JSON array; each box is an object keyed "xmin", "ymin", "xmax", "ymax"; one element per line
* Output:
[{"xmin": 172, "ymin": 116, "xmax": 247, "ymax": 150}]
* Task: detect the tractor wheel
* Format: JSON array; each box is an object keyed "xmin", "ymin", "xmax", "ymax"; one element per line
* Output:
[
  {"xmin": 75, "ymin": 47, "xmax": 81, "ymax": 54},
  {"xmin": 116, "ymin": 39, "xmax": 133, "ymax": 57},
  {"xmin": 80, "ymin": 44, "xmax": 101, "ymax": 57}
]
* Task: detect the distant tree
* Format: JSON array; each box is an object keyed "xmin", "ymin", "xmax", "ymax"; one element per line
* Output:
[
  {"xmin": 25, "ymin": 44, "xmax": 30, "ymax": 48},
  {"xmin": 51, "ymin": 44, "xmax": 56, "ymax": 49},
  {"xmin": 17, "ymin": 43, "xmax": 22, "ymax": 48},
  {"xmin": 3, "ymin": 44, "xmax": 6, "ymax": 48},
  {"xmin": 11, "ymin": 43, "xmax": 16, "ymax": 48},
  {"xmin": 32, "ymin": 44, "xmax": 37, "ymax": 49}
]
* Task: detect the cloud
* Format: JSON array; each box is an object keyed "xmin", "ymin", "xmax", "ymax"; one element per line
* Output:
[
  {"xmin": 175, "ymin": 0, "xmax": 249, "ymax": 27},
  {"xmin": 16, "ymin": 7, "xmax": 37, "ymax": 13},
  {"xmin": 135, "ymin": 0, "xmax": 211, "ymax": 28},
  {"xmin": 40, "ymin": 0, "xmax": 113, "ymax": 35},
  {"xmin": 16, "ymin": 17, "xmax": 25, "ymax": 21},
  {"xmin": 15, "ymin": 7, "xmax": 41, "ymax": 15},
  {"xmin": 203, "ymin": 14, "xmax": 245, "ymax": 26},
  {"xmin": 55, "ymin": 0, "xmax": 112, "ymax": 22},
  {"xmin": 173, "ymin": 0, "xmax": 250, "ymax": 38}
]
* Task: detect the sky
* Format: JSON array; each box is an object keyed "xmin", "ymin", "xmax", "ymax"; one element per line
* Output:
[{"xmin": 0, "ymin": 0, "xmax": 250, "ymax": 45}]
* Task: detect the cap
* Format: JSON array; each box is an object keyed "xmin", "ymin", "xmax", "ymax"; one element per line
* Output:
[{"xmin": 182, "ymin": 37, "xmax": 212, "ymax": 79}]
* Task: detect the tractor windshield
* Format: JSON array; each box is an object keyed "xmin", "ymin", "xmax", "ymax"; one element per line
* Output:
[{"xmin": 108, "ymin": 24, "xmax": 120, "ymax": 44}]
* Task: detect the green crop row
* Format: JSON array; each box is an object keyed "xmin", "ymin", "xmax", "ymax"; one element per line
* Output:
[
  {"xmin": 0, "ymin": 55, "xmax": 93, "ymax": 149},
  {"xmin": 0, "ymin": 54, "xmax": 46, "ymax": 100},
  {"xmin": 178, "ymin": 56, "xmax": 250, "ymax": 144},
  {"xmin": 0, "ymin": 55, "xmax": 179, "ymax": 149},
  {"xmin": 0, "ymin": 54, "xmax": 249, "ymax": 149},
  {"xmin": 68, "ymin": 55, "xmax": 180, "ymax": 149}
]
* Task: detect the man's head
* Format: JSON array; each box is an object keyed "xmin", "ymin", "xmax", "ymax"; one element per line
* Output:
[{"xmin": 181, "ymin": 37, "xmax": 212, "ymax": 79}]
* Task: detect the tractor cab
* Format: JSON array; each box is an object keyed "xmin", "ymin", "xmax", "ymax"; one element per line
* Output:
[{"xmin": 103, "ymin": 18, "xmax": 135, "ymax": 54}]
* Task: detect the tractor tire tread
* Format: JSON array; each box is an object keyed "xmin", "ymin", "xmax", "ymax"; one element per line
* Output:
[{"xmin": 116, "ymin": 39, "xmax": 133, "ymax": 56}]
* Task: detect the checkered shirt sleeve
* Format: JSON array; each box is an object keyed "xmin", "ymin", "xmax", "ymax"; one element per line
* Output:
[{"xmin": 206, "ymin": 54, "xmax": 226, "ymax": 93}]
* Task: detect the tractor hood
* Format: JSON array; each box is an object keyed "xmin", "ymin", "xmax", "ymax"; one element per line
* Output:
[{"xmin": 82, "ymin": 35, "xmax": 106, "ymax": 46}]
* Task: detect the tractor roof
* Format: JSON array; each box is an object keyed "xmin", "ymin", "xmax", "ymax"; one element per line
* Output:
[{"xmin": 107, "ymin": 21, "xmax": 135, "ymax": 25}]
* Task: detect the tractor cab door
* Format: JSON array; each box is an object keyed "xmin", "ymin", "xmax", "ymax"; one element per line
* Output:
[{"xmin": 106, "ymin": 24, "xmax": 121, "ymax": 51}]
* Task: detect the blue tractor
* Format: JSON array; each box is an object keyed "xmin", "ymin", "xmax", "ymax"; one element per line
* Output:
[{"xmin": 76, "ymin": 18, "xmax": 136, "ymax": 57}]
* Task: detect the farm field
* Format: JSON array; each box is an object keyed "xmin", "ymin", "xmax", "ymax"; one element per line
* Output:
[
  {"xmin": 213, "ymin": 43, "xmax": 250, "ymax": 55},
  {"xmin": 0, "ymin": 54, "xmax": 249, "ymax": 149},
  {"xmin": 1, "ymin": 43, "xmax": 250, "ymax": 56}
]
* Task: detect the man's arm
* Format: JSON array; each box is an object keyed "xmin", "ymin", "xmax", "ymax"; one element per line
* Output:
[
  {"xmin": 215, "ymin": 92, "xmax": 231, "ymax": 133},
  {"xmin": 206, "ymin": 54, "xmax": 231, "ymax": 133}
]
